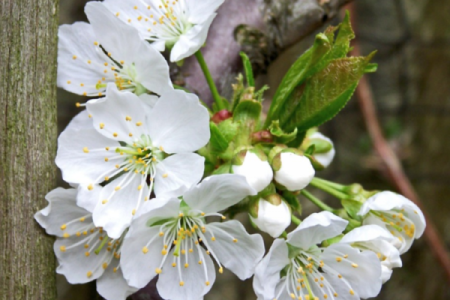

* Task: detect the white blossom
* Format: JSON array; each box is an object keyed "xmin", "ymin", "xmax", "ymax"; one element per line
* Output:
[
  {"xmin": 273, "ymin": 152, "xmax": 315, "ymax": 191},
  {"xmin": 34, "ymin": 188, "xmax": 137, "ymax": 300},
  {"xmin": 250, "ymin": 198, "xmax": 291, "ymax": 238},
  {"xmin": 358, "ymin": 191, "xmax": 426, "ymax": 254},
  {"xmin": 340, "ymin": 225, "xmax": 402, "ymax": 283},
  {"xmin": 120, "ymin": 174, "xmax": 264, "ymax": 300},
  {"xmin": 309, "ymin": 132, "xmax": 336, "ymax": 168},
  {"xmin": 254, "ymin": 211, "xmax": 382, "ymax": 300},
  {"xmin": 232, "ymin": 150, "xmax": 273, "ymax": 193},
  {"xmin": 93, "ymin": 0, "xmax": 224, "ymax": 62},
  {"xmin": 55, "ymin": 84, "xmax": 210, "ymax": 239},
  {"xmin": 58, "ymin": 2, "xmax": 171, "ymax": 99}
]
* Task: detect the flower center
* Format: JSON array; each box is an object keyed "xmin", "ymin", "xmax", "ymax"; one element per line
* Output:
[{"xmin": 371, "ymin": 210, "xmax": 416, "ymax": 241}]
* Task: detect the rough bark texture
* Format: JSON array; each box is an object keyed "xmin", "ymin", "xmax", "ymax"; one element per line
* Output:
[{"xmin": 0, "ymin": 0, "xmax": 59, "ymax": 299}]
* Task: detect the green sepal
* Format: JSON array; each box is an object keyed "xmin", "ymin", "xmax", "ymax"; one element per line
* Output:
[
  {"xmin": 231, "ymin": 74, "xmax": 245, "ymax": 112},
  {"xmin": 209, "ymin": 122, "xmax": 229, "ymax": 153},
  {"xmin": 283, "ymin": 191, "xmax": 302, "ymax": 215},
  {"xmin": 240, "ymin": 51, "xmax": 255, "ymax": 87},
  {"xmin": 341, "ymin": 197, "xmax": 364, "ymax": 220},
  {"xmin": 287, "ymin": 243, "xmax": 302, "ymax": 259},
  {"xmin": 212, "ymin": 162, "xmax": 232, "ymax": 175},
  {"xmin": 322, "ymin": 234, "xmax": 344, "ymax": 247},
  {"xmin": 233, "ymin": 99, "xmax": 262, "ymax": 124},
  {"xmin": 304, "ymin": 145, "xmax": 315, "ymax": 156},
  {"xmin": 268, "ymin": 120, "xmax": 298, "ymax": 144},
  {"xmin": 217, "ymin": 119, "xmax": 240, "ymax": 143},
  {"xmin": 304, "ymin": 153, "xmax": 325, "ymax": 171},
  {"xmin": 258, "ymin": 183, "xmax": 277, "ymax": 199}
]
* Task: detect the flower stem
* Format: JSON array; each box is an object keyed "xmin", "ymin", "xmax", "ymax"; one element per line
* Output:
[
  {"xmin": 310, "ymin": 177, "xmax": 348, "ymax": 200},
  {"xmin": 194, "ymin": 50, "xmax": 226, "ymax": 110},
  {"xmin": 280, "ymin": 231, "xmax": 288, "ymax": 239},
  {"xmin": 300, "ymin": 190, "xmax": 336, "ymax": 213},
  {"xmin": 312, "ymin": 177, "xmax": 346, "ymax": 191},
  {"xmin": 291, "ymin": 215, "xmax": 302, "ymax": 226}
]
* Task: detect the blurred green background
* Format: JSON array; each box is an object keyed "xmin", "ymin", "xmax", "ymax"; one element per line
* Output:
[{"xmin": 57, "ymin": 0, "xmax": 450, "ymax": 299}]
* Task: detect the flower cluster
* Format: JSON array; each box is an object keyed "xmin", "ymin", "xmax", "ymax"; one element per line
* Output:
[{"xmin": 35, "ymin": 2, "xmax": 426, "ymax": 300}]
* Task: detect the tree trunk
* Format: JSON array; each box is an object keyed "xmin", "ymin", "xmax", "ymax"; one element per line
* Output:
[{"xmin": 0, "ymin": 0, "xmax": 59, "ymax": 299}]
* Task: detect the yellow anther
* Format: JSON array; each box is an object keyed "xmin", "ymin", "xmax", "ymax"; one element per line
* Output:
[
  {"xmin": 83, "ymin": 147, "xmax": 89, "ymax": 153},
  {"xmin": 222, "ymin": 216, "xmax": 226, "ymax": 220},
  {"xmin": 206, "ymin": 250, "xmax": 210, "ymax": 255},
  {"xmin": 113, "ymin": 132, "xmax": 118, "ymax": 137},
  {"xmin": 60, "ymin": 246, "xmax": 66, "ymax": 252},
  {"xmin": 76, "ymin": 231, "xmax": 81, "ymax": 237},
  {"xmin": 104, "ymin": 157, "xmax": 109, "ymax": 162},
  {"xmin": 87, "ymin": 271, "xmax": 93, "ymax": 278},
  {"xmin": 108, "ymin": 52, "xmax": 112, "ymax": 57},
  {"xmin": 102, "ymin": 200, "xmax": 108, "ymax": 204},
  {"xmin": 161, "ymin": 249, "xmax": 167, "ymax": 255},
  {"xmin": 233, "ymin": 238, "xmax": 238, "ymax": 243},
  {"xmin": 87, "ymin": 60, "xmax": 91, "ymax": 64},
  {"xmin": 201, "ymin": 212, "xmax": 205, "ymax": 216},
  {"xmin": 142, "ymin": 247, "xmax": 149, "ymax": 254},
  {"xmin": 72, "ymin": 55, "xmax": 77, "ymax": 60},
  {"xmin": 125, "ymin": 116, "xmax": 132, "ymax": 121},
  {"xmin": 113, "ymin": 267, "xmax": 118, "ymax": 273},
  {"xmin": 350, "ymin": 290, "xmax": 355, "ymax": 295},
  {"xmin": 336, "ymin": 257, "xmax": 342, "ymax": 262},
  {"xmin": 179, "ymin": 213, "xmax": 184, "ymax": 217},
  {"xmin": 211, "ymin": 237, "xmax": 216, "ymax": 241},
  {"xmin": 129, "ymin": 133, "xmax": 133, "ymax": 137},
  {"xmin": 338, "ymin": 274, "xmax": 342, "ymax": 278},
  {"xmin": 102, "ymin": 263, "xmax": 108, "ymax": 269},
  {"xmin": 67, "ymin": 80, "xmax": 71, "ymax": 84},
  {"xmin": 184, "ymin": 263, "xmax": 189, "ymax": 268},
  {"xmin": 159, "ymin": 231, "xmax": 164, "ymax": 237},
  {"xmin": 99, "ymin": 123, "xmax": 105, "ymax": 129},
  {"xmin": 162, "ymin": 173, "xmax": 168, "ymax": 178},
  {"xmin": 351, "ymin": 263, "xmax": 358, "ymax": 268},
  {"xmin": 181, "ymin": 249, "xmax": 186, "ymax": 255},
  {"xmin": 172, "ymin": 262, "xmax": 177, "ymax": 267},
  {"xmin": 83, "ymin": 231, "xmax": 88, "ymax": 236},
  {"xmin": 116, "ymin": 12, "xmax": 120, "ymax": 16},
  {"xmin": 324, "ymin": 295, "xmax": 328, "ymax": 299},
  {"xmin": 115, "ymin": 186, "xmax": 121, "ymax": 191},
  {"xmin": 132, "ymin": 209, "xmax": 136, "ymax": 215},
  {"xmin": 179, "ymin": 281, "xmax": 184, "ymax": 286},
  {"xmin": 60, "ymin": 224, "xmax": 67, "ymax": 230},
  {"xmin": 343, "ymin": 254, "xmax": 349, "ymax": 258},
  {"xmin": 85, "ymin": 251, "xmax": 90, "ymax": 257},
  {"xmin": 205, "ymin": 281, "xmax": 210, "ymax": 286},
  {"xmin": 63, "ymin": 233, "xmax": 70, "ymax": 238},
  {"xmin": 83, "ymin": 92, "xmax": 87, "ymax": 96}
]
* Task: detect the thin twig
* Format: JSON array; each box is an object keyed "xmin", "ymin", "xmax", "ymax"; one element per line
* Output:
[{"xmin": 347, "ymin": 3, "xmax": 450, "ymax": 283}]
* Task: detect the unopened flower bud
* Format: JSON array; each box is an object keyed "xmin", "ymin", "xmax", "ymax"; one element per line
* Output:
[
  {"xmin": 250, "ymin": 196, "xmax": 291, "ymax": 238},
  {"xmin": 308, "ymin": 132, "xmax": 335, "ymax": 168},
  {"xmin": 232, "ymin": 149, "xmax": 273, "ymax": 192},
  {"xmin": 272, "ymin": 150, "xmax": 315, "ymax": 191}
]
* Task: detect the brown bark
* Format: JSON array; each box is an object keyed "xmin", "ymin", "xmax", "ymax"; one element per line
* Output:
[{"xmin": 0, "ymin": 0, "xmax": 59, "ymax": 299}]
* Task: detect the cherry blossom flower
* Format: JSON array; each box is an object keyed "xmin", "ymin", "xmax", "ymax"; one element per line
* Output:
[
  {"xmin": 254, "ymin": 211, "xmax": 382, "ymax": 300},
  {"xmin": 120, "ymin": 174, "xmax": 264, "ymax": 300},
  {"xmin": 35, "ymin": 188, "xmax": 138, "ymax": 300},
  {"xmin": 308, "ymin": 132, "xmax": 336, "ymax": 168},
  {"xmin": 93, "ymin": 0, "xmax": 224, "ymax": 62},
  {"xmin": 340, "ymin": 225, "xmax": 402, "ymax": 283},
  {"xmin": 273, "ymin": 151, "xmax": 315, "ymax": 191},
  {"xmin": 58, "ymin": 2, "xmax": 171, "ymax": 99},
  {"xmin": 358, "ymin": 191, "xmax": 426, "ymax": 254},
  {"xmin": 250, "ymin": 198, "xmax": 291, "ymax": 238},
  {"xmin": 55, "ymin": 85, "xmax": 210, "ymax": 238}
]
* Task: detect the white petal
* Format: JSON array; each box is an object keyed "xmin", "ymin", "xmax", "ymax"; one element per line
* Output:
[
  {"xmin": 57, "ymin": 22, "xmax": 111, "ymax": 96},
  {"xmin": 381, "ymin": 265, "xmax": 393, "ymax": 284},
  {"xmin": 85, "ymin": 2, "xmax": 141, "ymax": 62},
  {"xmin": 87, "ymin": 85, "xmax": 148, "ymax": 143},
  {"xmin": 253, "ymin": 239, "xmax": 290, "ymax": 300},
  {"xmin": 322, "ymin": 243, "xmax": 382, "ymax": 299},
  {"xmin": 148, "ymin": 89, "xmax": 210, "ymax": 153},
  {"xmin": 96, "ymin": 260, "xmax": 138, "ymax": 300},
  {"xmin": 183, "ymin": 174, "xmax": 255, "ymax": 213},
  {"xmin": 186, "ymin": 0, "xmax": 224, "ymax": 23},
  {"xmin": 250, "ymin": 200, "xmax": 291, "ymax": 238},
  {"xmin": 121, "ymin": 224, "xmax": 165, "ymax": 289},
  {"xmin": 93, "ymin": 174, "xmax": 146, "ymax": 239},
  {"xmin": 274, "ymin": 152, "xmax": 315, "ymax": 191},
  {"xmin": 170, "ymin": 14, "xmax": 216, "ymax": 62},
  {"xmin": 157, "ymin": 247, "xmax": 216, "ymax": 300},
  {"xmin": 35, "ymin": 188, "xmax": 91, "ymax": 238},
  {"xmin": 154, "ymin": 153, "xmax": 205, "ymax": 197},
  {"xmin": 67, "ymin": 110, "xmax": 94, "ymax": 131},
  {"xmin": 204, "ymin": 220, "xmax": 265, "ymax": 279},
  {"xmin": 287, "ymin": 211, "xmax": 348, "ymax": 250},
  {"xmin": 54, "ymin": 231, "xmax": 112, "ymax": 284},
  {"xmin": 340, "ymin": 224, "xmax": 395, "ymax": 244},
  {"xmin": 55, "ymin": 125, "xmax": 120, "ymax": 185},
  {"xmin": 232, "ymin": 151, "xmax": 273, "ymax": 193},
  {"xmin": 77, "ymin": 183, "xmax": 103, "ymax": 213},
  {"xmin": 139, "ymin": 93, "xmax": 159, "ymax": 110}
]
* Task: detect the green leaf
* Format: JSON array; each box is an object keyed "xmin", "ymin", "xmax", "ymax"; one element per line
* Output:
[
  {"xmin": 328, "ymin": 11, "xmax": 355, "ymax": 59},
  {"xmin": 280, "ymin": 52, "xmax": 376, "ymax": 136},
  {"xmin": 240, "ymin": 52, "xmax": 255, "ymax": 87},
  {"xmin": 264, "ymin": 33, "xmax": 333, "ymax": 127},
  {"xmin": 268, "ymin": 120, "xmax": 298, "ymax": 144},
  {"xmin": 209, "ymin": 122, "xmax": 229, "ymax": 153}
]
